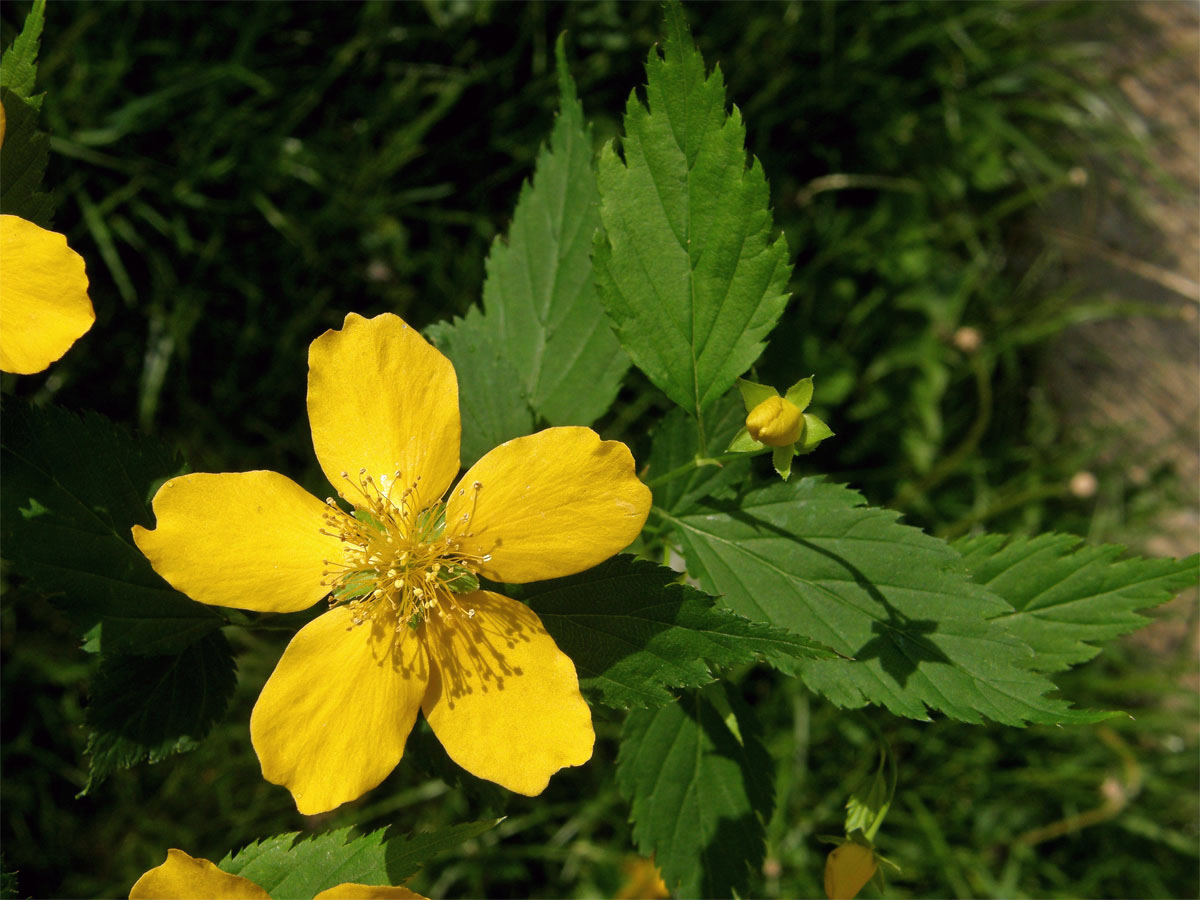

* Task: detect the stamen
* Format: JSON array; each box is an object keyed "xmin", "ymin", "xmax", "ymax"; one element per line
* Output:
[{"xmin": 320, "ymin": 466, "xmax": 489, "ymax": 639}]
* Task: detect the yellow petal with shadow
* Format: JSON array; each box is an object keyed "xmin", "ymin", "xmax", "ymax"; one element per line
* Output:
[
  {"xmin": 132, "ymin": 471, "xmax": 339, "ymax": 614},
  {"xmin": 129, "ymin": 849, "xmax": 270, "ymax": 900},
  {"xmin": 446, "ymin": 427, "xmax": 650, "ymax": 584},
  {"xmin": 314, "ymin": 885, "xmax": 427, "ymax": 899},
  {"xmin": 307, "ymin": 312, "xmax": 460, "ymax": 504},
  {"xmin": 0, "ymin": 214, "xmax": 94, "ymax": 375},
  {"xmin": 251, "ymin": 605, "xmax": 429, "ymax": 815},
  {"xmin": 421, "ymin": 590, "xmax": 593, "ymax": 795}
]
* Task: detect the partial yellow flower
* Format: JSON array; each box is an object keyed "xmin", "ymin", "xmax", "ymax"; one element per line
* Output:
[
  {"xmin": 824, "ymin": 841, "xmax": 877, "ymax": 900},
  {"xmin": 0, "ymin": 101, "xmax": 95, "ymax": 374},
  {"xmin": 615, "ymin": 856, "xmax": 670, "ymax": 899},
  {"xmin": 133, "ymin": 312, "xmax": 651, "ymax": 814},
  {"xmin": 129, "ymin": 849, "xmax": 425, "ymax": 900}
]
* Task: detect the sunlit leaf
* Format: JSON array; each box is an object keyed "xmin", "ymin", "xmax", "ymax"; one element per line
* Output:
[
  {"xmin": 957, "ymin": 533, "xmax": 1200, "ymax": 672},
  {"xmin": 480, "ymin": 35, "xmax": 628, "ymax": 427},
  {"xmin": 220, "ymin": 820, "xmax": 501, "ymax": 899},
  {"xmin": 594, "ymin": 1, "xmax": 791, "ymax": 420},
  {"xmin": 667, "ymin": 477, "xmax": 1111, "ymax": 725}
]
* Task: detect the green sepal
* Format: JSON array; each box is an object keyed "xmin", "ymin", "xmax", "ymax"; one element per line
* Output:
[
  {"xmin": 416, "ymin": 504, "xmax": 446, "ymax": 540},
  {"xmin": 797, "ymin": 413, "xmax": 834, "ymax": 454},
  {"xmin": 736, "ymin": 377, "xmax": 778, "ymax": 412},
  {"xmin": 772, "ymin": 445, "xmax": 795, "ymax": 480},
  {"xmin": 844, "ymin": 743, "xmax": 897, "ymax": 841},
  {"xmin": 783, "ymin": 376, "xmax": 815, "ymax": 411},
  {"xmin": 352, "ymin": 508, "xmax": 386, "ymax": 533},
  {"xmin": 442, "ymin": 564, "xmax": 480, "ymax": 594},
  {"xmin": 725, "ymin": 426, "xmax": 764, "ymax": 454},
  {"xmin": 331, "ymin": 571, "xmax": 375, "ymax": 601}
]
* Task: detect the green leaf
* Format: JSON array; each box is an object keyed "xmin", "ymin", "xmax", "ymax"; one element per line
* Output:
[
  {"xmin": 667, "ymin": 478, "xmax": 1110, "ymax": 725},
  {"xmin": 0, "ymin": 87, "xmax": 53, "ymax": 225},
  {"xmin": 80, "ymin": 630, "xmax": 237, "ymax": 794},
  {"xmin": 956, "ymin": 533, "xmax": 1200, "ymax": 672},
  {"xmin": 618, "ymin": 684, "xmax": 773, "ymax": 898},
  {"xmin": 0, "ymin": 401, "xmax": 225, "ymax": 654},
  {"xmin": 647, "ymin": 389, "xmax": 750, "ymax": 517},
  {"xmin": 0, "ymin": 0, "xmax": 45, "ymax": 107},
  {"xmin": 220, "ymin": 820, "xmax": 501, "ymax": 899},
  {"xmin": 480, "ymin": 35, "xmax": 628, "ymax": 426},
  {"xmin": 427, "ymin": 305, "xmax": 534, "ymax": 467},
  {"xmin": 511, "ymin": 555, "xmax": 834, "ymax": 708},
  {"xmin": 593, "ymin": 1, "xmax": 792, "ymax": 420}
]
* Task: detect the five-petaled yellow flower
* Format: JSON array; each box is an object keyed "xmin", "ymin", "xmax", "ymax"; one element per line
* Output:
[
  {"xmin": 0, "ymin": 99, "xmax": 95, "ymax": 374},
  {"xmin": 129, "ymin": 849, "xmax": 425, "ymax": 899},
  {"xmin": 133, "ymin": 312, "xmax": 651, "ymax": 814}
]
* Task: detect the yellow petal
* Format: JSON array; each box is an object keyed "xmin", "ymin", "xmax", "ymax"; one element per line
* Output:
[
  {"xmin": 250, "ymin": 605, "xmax": 429, "ymax": 815},
  {"xmin": 314, "ymin": 885, "xmax": 427, "ymax": 900},
  {"xmin": 132, "ymin": 471, "xmax": 339, "ymax": 614},
  {"xmin": 446, "ymin": 427, "xmax": 650, "ymax": 583},
  {"xmin": 308, "ymin": 312, "xmax": 460, "ymax": 505},
  {"xmin": 745, "ymin": 395, "xmax": 803, "ymax": 447},
  {"xmin": 824, "ymin": 843, "xmax": 877, "ymax": 900},
  {"xmin": 0, "ymin": 214, "xmax": 94, "ymax": 374},
  {"xmin": 422, "ymin": 590, "xmax": 593, "ymax": 795},
  {"xmin": 129, "ymin": 849, "xmax": 270, "ymax": 900}
]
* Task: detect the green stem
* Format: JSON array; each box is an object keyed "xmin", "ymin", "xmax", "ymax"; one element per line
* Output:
[{"xmin": 645, "ymin": 448, "xmax": 768, "ymax": 489}]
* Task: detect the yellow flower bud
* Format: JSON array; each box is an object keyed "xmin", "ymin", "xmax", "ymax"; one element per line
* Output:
[
  {"xmin": 824, "ymin": 842, "xmax": 877, "ymax": 900},
  {"xmin": 745, "ymin": 395, "xmax": 804, "ymax": 447}
]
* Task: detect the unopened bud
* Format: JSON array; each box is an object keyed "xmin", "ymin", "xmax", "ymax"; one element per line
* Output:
[
  {"xmin": 746, "ymin": 395, "xmax": 804, "ymax": 447},
  {"xmin": 824, "ymin": 842, "xmax": 877, "ymax": 900}
]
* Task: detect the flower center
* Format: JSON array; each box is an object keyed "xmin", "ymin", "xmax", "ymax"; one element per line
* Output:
[{"xmin": 319, "ymin": 468, "xmax": 487, "ymax": 632}]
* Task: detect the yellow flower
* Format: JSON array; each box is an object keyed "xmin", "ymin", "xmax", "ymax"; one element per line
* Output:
[
  {"xmin": 824, "ymin": 842, "xmax": 877, "ymax": 900},
  {"xmin": 129, "ymin": 849, "xmax": 426, "ymax": 899},
  {"xmin": 133, "ymin": 312, "xmax": 651, "ymax": 814},
  {"xmin": 0, "ymin": 100, "xmax": 95, "ymax": 374}
]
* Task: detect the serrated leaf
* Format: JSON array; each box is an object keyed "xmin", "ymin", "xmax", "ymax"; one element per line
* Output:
[
  {"xmin": 0, "ymin": 88, "xmax": 53, "ymax": 225},
  {"xmin": 0, "ymin": 0, "xmax": 45, "ymax": 107},
  {"xmin": 647, "ymin": 389, "xmax": 750, "ymax": 517},
  {"xmin": 426, "ymin": 305, "xmax": 534, "ymax": 468},
  {"xmin": 509, "ymin": 555, "xmax": 834, "ymax": 708},
  {"xmin": 618, "ymin": 684, "xmax": 773, "ymax": 898},
  {"xmin": 667, "ymin": 478, "xmax": 1110, "ymax": 725},
  {"xmin": 221, "ymin": 820, "xmax": 500, "ymax": 899},
  {"xmin": 956, "ymin": 533, "xmax": 1200, "ymax": 672},
  {"xmin": 593, "ymin": 2, "xmax": 792, "ymax": 419},
  {"xmin": 81, "ymin": 630, "xmax": 237, "ymax": 794},
  {"xmin": 0, "ymin": 401, "xmax": 225, "ymax": 654},
  {"xmin": 481, "ymin": 35, "xmax": 628, "ymax": 427}
]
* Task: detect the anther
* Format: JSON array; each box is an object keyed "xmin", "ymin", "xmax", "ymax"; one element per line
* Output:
[{"xmin": 473, "ymin": 481, "xmax": 482, "ymax": 490}]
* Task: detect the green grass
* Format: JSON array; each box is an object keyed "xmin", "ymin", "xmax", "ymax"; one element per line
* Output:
[{"xmin": 2, "ymin": 2, "xmax": 1194, "ymax": 898}]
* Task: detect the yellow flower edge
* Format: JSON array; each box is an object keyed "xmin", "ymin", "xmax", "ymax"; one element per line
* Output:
[
  {"xmin": 129, "ymin": 849, "xmax": 425, "ymax": 900},
  {"xmin": 133, "ymin": 312, "xmax": 651, "ymax": 813},
  {"xmin": 0, "ymin": 214, "xmax": 94, "ymax": 374},
  {"xmin": 824, "ymin": 842, "xmax": 877, "ymax": 900}
]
